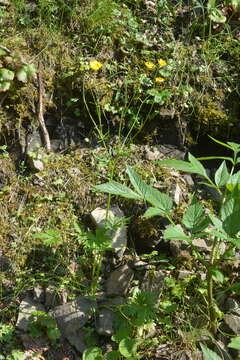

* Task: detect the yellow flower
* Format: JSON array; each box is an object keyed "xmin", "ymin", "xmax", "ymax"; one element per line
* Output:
[
  {"xmin": 155, "ymin": 77, "xmax": 165, "ymax": 83},
  {"xmin": 145, "ymin": 61, "xmax": 156, "ymax": 70},
  {"xmin": 158, "ymin": 59, "xmax": 167, "ymax": 67},
  {"xmin": 89, "ymin": 60, "xmax": 103, "ymax": 71}
]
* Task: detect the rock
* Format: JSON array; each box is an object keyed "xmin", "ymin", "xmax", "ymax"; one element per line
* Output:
[
  {"xmin": 178, "ymin": 270, "xmax": 194, "ymax": 279},
  {"xmin": 45, "ymin": 285, "xmax": 67, "ymax": 308},
  {"xmin": 173, "ymin": 183, "xmax": 182, "ymax": 205},
  {"xmin": 16, "ymin": 297, "xmax": 46, "ymax": 332},
  {"xmin": 66, "ymin": 329, "xmax": 88, "ymax": 353},
  {"xmin": 192, "ymin": 238, "xmax": 226, "ymax": 254},
  {"xmin": 20, "ymin": 333, "xmax": 49, "ymax": 353},
  {"xmin": 223, "ymin": 314, "xmax": 240, "ymax": 335},
  {"xmin": 91, "ymin": 207, "xmax": 127, "ymax": 257},
  {"xmin": 49, "ymin": 296, "xmax": 97, "ymax": 336},
  {"xmin": 33, "ymin": 286, "xmax": 45, "ymax": 304},
  {"xmin": 106, "ymin": 264, "xmax": 134, "ymax": 297},
  {"xmin": 169, "ymin": 238, "xmax": 190, "ymax": 258},
  {"xmin": 144, "ymin": 146, "xmax": 162, "ymax": 161},
  {"xmin": 224, "ymin": 298, "xmax": 240, "ymax": 316},
  {"xmin": 0, "ymin": 255, "xmax": 11, "ymax": 272},
  {"xmin": 96, "ymin": 297, "xmax": 125, "ymax": 336},
  {"xmin": 141, "ymin": 270, "xmax": 167, "ymax": 305},
  {"xmin": 28, "ymin": 158, "xmax": 44, "ymax": 172}
]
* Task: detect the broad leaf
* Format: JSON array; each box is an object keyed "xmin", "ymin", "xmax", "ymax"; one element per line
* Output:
[
  {"xmin": 164, "ymin": 225, "xmax": 191, "ymax": 243},
  {"xmin": 220, "ymin": 193, "xmax": 240, "ymax": 235},
  {"xmin": 208, "ymin": 268, "xmax": 225, "ymax": 283},
  {"xmin": 0, "ymin": 68, "xmax": 14, "ymax": 81},
  {"xmin": 82, "ymin": 347, "xmax": 103, "ymax": 360},
  {"xmin": 0, "ymin": 81, "xmax": 11, "ymax": 92},
  {"xmin": 200, "ymin": 343, "xmax": 222, "ymax": 360},
  {"xmin": 158, "ymin": 159, "xmax": 194, "ymax": 173},
  {"xmin": 183, "ymin": 198, "xmax": 209, "ymax": 232},
  {"xmin": 143, "ymin": 207, "xmax": 166, "ymax": 217},
  {"xmin": 126, "ymin": 166, "xmax": 150, "ymax": 197},
  {"xmin": 106, "ymin": 351, "xmax": 121, "ymax": 360},
  {"xmin": 228, "ymin": 336, "xmax": 240, "ymax": 350},
  {"xmin": 188, "ymin": 153, "xmax": 209, "ymax": 180},
  {"xmin": 94, "ymin": 181, "xmax": 142, "ymax": 200},
  {"xmin": 119, "ymin": 338, "xmax": 138, "ymax": 358},
  {"xmin": 214, "ymin": 161, "xmax": 229, "ymax": 187}
]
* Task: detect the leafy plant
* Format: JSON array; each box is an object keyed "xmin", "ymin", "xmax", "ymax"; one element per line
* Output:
[
  {"xmin": 28, "ymin": 311, "xmax": 61, "ymax": 342},
  {"xmin": 94, "ymin": 136, "xmax": 240, "ymax": 335}
]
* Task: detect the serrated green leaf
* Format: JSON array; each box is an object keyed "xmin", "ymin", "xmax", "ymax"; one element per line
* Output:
[
  {"xmin": 119, "ymin": 338, "xmax": 138, "ymax": 358},
  {"xmin": 200, "ymin": 343, "xmax": 222, "ymax": 360},
  {"xmin": 220, "ymin": 193, "xmax": 240, "ymax": 235},
  {"xmin": 158, "ymin": 159, "xmax": 194, "ymax": 173},
  {"xmin": 208, "ymin": 268, "xmax": 225, "ymax": 283},
  {"xmin": 0, "ymin": 68, "xmax": 14, "ymax": 81},
  {"xmin": 215, "ymin": 161, "xmax": 229, "ymax": 187},
  {"xmin": 164, "ymin": 225, "xmax": 191, "ymax": 243},
  {"xmin": 183, "ymin": 198, "xmax": 209, "ymax": 232},
  {"xmin": 228, "ymin": 336, "xmax": 240, "ymax": 350},
  {"xmin": 82, "ymin": 347, "xmax": 103, "ymax": 360},
  {"xmin": 0, "ymin": 81, "xmax": 11, "ymax": 91},
  {"xmin": 143, "ymin": 207, "xmax": 166, "ymax": 217},
  {"xmin": 94, "ymin": 181, "xmax": 142, "ymax": 200}
]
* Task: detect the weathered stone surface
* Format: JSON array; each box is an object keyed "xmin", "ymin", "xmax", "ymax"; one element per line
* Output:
[
  {"xmin": 224, "ymin": 298, "xmax": 240, "ymax": 316},
  {"xmin": 106, "ymin": 264, "xmax": 134, "ymax": 297},
  {"xmin": 178, "ymin": 270, "xmax": 194, "ymax": 280},
  {"xmin": 223, "ymin": 314, "xmax": 240, "ymax": 335},
  {"xmin": 49, "ymin": 296, "xmax": 96, "ymax": 336},
  {"xmin": 16, "ymin": 297, "xmax": 46, "ymax": 332},
  {"xmin": 91, "ymin": 207, "xmax": 127, "ymax": 257},
  {"xmin": 33, "ymin": 286, "xmax": 45, "ymax": 303},
  {"xmin": 28, "ymin": 158, "xmax": 44, "ymax": 172},
  {"xmin": 45, "ymin": 285, "xmax": 67, "ymax": 308},
  {"xmin": 96, "ymin": 297, "xmax": 125, "ymax": 336},
  {"xmin": 141, "ymin": 270, "xmax": 167, "ymax": 305},
  {"xmin": 66, "ymin": 329, "xmax": 88, "ymax": 353}
]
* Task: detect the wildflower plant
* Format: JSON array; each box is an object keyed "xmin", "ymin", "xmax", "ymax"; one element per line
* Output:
[{"xmin": 94, "ymin": 136, "xmax": 240, "ymax": 335}]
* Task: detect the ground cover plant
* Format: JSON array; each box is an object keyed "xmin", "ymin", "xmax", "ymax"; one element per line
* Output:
[{"xmin": 0, "ymin": 0, "xmax": 240, "ymax": 358}]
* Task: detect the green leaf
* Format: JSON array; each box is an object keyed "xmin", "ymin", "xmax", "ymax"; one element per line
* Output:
[
  {"xmin": 94, "ymin": 181, "xmax": 142, "ymax": 200},
  {"xmin": 158, "ymin": 159, "xmax": 195, "ymax": 173},
  {"xmin": 188, "ymin": 153, "xmax": 209, "ymax": 180},
  {"xmin": 220, "ymin": 193, "xmax": 240, "ymax": 236},
  {"xmin": 209, "ymin": 136, "xmax": 233, "ymax": 151},
  {"xmin": 119, "ymin": 338, "xmax": 138, "ymax": 358},
  {"xmin": 82, "ymin": 347, "xmax": 103, "ymax": 360},
  {"xmin": 0, "ymin": 68, "xmax": 14, "ymax": 81},
  {"xmin": 143, "ymin": 207, "xmax": 166, "ymax": 217},
  {"xmin": 200, "ymin": 343, "xmax": 222, "ymax": 360},
  {"xmin": 164, "ymin": 225, "xmax": 191, "ymax": 243},
  {"xmin": 197, "ymin": 156, "xmax": 233, "ymax": 164},
  {"xmin": 214, "ymin": 161, "xmax": 229, "ymax": 187},
  {"xmin": 106, "ymin": 351, "xmax": 121, "ymax": 360},
  {"xmin": 47, "ymin": 327, "xmax": 61, "ymax": 341},
  {"xmin": 209, "ymin": 8, "xmax": 226, "ymax": 23},
  {"xmin": 228, "ymin": 336, "xmax": 240, "ymax": 350},
  {"xmin": 183, "ymin": 198, "xmax": 209, "ymax": 232},
  {"xmin": 208, "ymin": 268, "xmax": 225, "ymax": 283},
  {"xmin": 0, "ymin": 81, "xmax": 11, "ymax": 92},
  {"xmin": 32, "ymin": 229, "xmax": 63, "ymax": 246},
  {"xmin": 126, "ymin": 166, "xmax": 173, "ymax": 214}
]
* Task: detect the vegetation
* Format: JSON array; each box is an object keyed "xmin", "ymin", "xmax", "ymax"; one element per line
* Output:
[{"xmin": 0, "ymin": 0, "xmax": 240, "ymax": 359}]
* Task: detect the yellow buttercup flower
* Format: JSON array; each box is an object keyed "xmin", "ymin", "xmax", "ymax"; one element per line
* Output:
[
  {"xmin": 89, "ymin": 60, "xmax": 103, "ymax": 71},
  {"xmin": 158, "ymin": 59, "xmax": 167, "ymax": 67},
  {"xmin": 155, "ymin": 77, "xmax": 165, "ymax": 83},
  {"xmin": 145, "ymin": 61, "xmax": 156, "ymax": 70}
]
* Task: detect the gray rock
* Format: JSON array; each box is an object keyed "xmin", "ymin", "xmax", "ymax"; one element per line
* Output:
[
  {"xmin": 178, "ymin": 270, "xmax": 194, "ymax": 279},
  {"xmin": 106, "ymin": 264, "xmax": 134, "ymax": 297},
  {"xmin": 16, "ymin": 297, "xmax": 46, "ymax": 332},
  {"xmin": 141, "ymin": 270, "xmax": 168, "ymax": 305},
  {"xmin": 33, "ymin": 286, "xmax": 45, "ymax": 303},
  {"xmin": 96, "ymin": 297, "xmax": 125, "ymax": 336},
  {"xmin": 91, "ymin": 207, "xmax": 127, "ymax": 257},
  {"xmin": 28, "ymin": 158, "xmax": 44, "ymax": 172},
  {"xmin": 0, "ymin": 255, "xmax": 11, "ymax": 272},
  {"xmin": 169, "ymin": 238, "xmax": 190, "ymax": 258},
  {"xmin": 224, "ymin": 298, "xmax": 240, "ymax": 316},
  {"xmin": 49, "ymin": 296, "xmax": 96, "ymax": 336},
  {"xmin": 45, "ymin": 285, "xmax": 67, "ymax": 308},
  {"xmin": 223, "ymin": 314, "xmax": 240, "ymax": 335},
  {"xmin": 67, "ymin": 329, "xmax": 88, "ymax": 353}
]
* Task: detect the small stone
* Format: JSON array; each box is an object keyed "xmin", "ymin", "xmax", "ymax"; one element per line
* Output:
[
  {"xmin": 49, "ymin": 296, "xmax": 97, "ymax": 336},
  {"xmin": 178, "ymin": 270, "xmax": 194, "ymax": 279},
  {"xmin": 106, "ymin": 264, "xmax": 134, "ymax": 297},
  {"xmin": 45, "ymin": 285, "xmax": 67, "ymax": 308},
  {"xmin": 96, "ymin": 297, "xmax": 125, "ymax": 336},
  {"xmin": 223, "ymin": 314, "xmax": 240, "ymax": 335},
  {"xmin": 141, "ymin": 270, "xmax": 168, "ymax": 305},
  {"xmin": 173, "ymin": 183, "xmax": 182, "ymax": 205},
  {"xmin": 16, "ymin": 297, "xmax": 46, "ymax": 332},
  {"xmin": 225, "ymin": 298, "xmax": 240, "ymax": 316},
  {"xmin": 91, "ymin": 207, "xmax": 127, "ymax": 257},
  {"xmin": 66, "ymin": 329, "xmax": 88, "ymax": 353},
  {"xmin": 28, "ymin": 158, "xmax": 44, "ymax": 172},
  {"xmin": 33, "ymin": 286, "xmax": 45, "ymax": 303}
]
